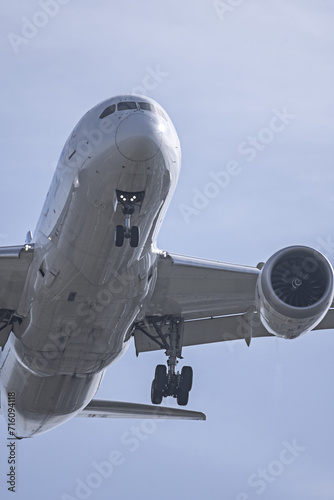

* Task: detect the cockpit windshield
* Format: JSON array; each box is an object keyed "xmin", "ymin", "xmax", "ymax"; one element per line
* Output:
[
  {"xmin": 99, "ymin": 100, "xmax": 167, "ymax": 121},
  {"xmin": 117, "ymin": 102, "xmax": 137, "ymax": 111},
  {"xmin": 99, "ymin": 104, "xmax": 115, "ymax": 119},
  {"xmin": 138, "ymin": 102, "xmax": 155, "ymax": 112}
]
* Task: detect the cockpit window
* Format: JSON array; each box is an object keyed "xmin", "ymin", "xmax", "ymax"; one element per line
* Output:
[
  {"xmin": 156, "ymin": 108, "xmax": 167, "ymax": 121},
  {"xmin": 117, "ymin": 102, "xmax": 137, "ymax": 111},
  {"xmin": 99, "ymin": 104, "xmax": 116, "ymax": 119},
  {"xmin": 138, "ymin": 102, "xmax": 155, "ymax": 112}
]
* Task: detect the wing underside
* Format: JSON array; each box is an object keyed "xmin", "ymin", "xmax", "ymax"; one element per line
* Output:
[
  {"xmin": 0, "ymin": 245, "xmax": 34, "ymax": 348},
  {"xmin": 145, "ymin": 252, "xmax": 260, "ymax": 319},
  {"xmin": 134, "ymin": 251, "xmax": 334, "ymax": 353},
  {"xmin": 0, "ymin": 245, "xmax": 34, "ymax": 309}
]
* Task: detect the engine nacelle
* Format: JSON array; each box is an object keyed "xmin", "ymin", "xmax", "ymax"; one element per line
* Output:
[{"xmin": 256, "ymin": 246, "xmax": 334, "ymax": 339}]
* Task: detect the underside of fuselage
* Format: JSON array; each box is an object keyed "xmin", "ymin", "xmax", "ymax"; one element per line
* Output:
[
  {"xmin": 1, "ymin": 339, "xmax": 103, "ymax": 437},
  {"xmin": 0, "ymin": 95, "xmax": 181, "ymax": 437}
]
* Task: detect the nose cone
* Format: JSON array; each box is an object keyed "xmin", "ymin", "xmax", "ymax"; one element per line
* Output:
[{"xmin": 116, "ymin": 113, "xmax": 162, "ymax": 161}]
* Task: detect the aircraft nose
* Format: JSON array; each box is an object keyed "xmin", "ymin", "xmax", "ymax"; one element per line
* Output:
[{"xmin": 115, "ymin": 113, "xmax": 162, "ymax": 161}]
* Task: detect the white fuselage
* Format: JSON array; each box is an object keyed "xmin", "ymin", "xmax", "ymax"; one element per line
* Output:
[{"xmin": 0, "ymin": 95, "xmax": 181, "ymax": 437}]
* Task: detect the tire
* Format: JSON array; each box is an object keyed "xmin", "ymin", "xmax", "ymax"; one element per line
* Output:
[
  {"xmin": 130, "ymin": 226, "xmax": 139, "ymax": 247},
  {"xmin": 180, "ymin": 366, "xmax": 193, "ymax": 392},
  {"xmin": 151, "ymin": 380, "xmax": 162, "ymax": 405},
  {"xmin": 155, "ymin": 365, "xmax": 167, "ymax": 391},
  {"xmin": 177, "ymin": 389, "xmax": 189, "ymax": 406},
  {"xmin": 115, "ymin": 225, "xmax": 124, "ymax": 247}
]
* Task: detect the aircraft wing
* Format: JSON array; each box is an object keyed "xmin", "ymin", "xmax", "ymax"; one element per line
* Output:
[
  {"xmin": 0, "ymin": 245, "xmax": 34, "ymax": 347},
  {"xmin": 134, "ymin": 251, "xmax": 334, "ymax": 353},
  {"xmin": 78, "ymin": 399, "xmax": 206, "ymax": 420},
  {"xmin": 0, "ymin": 245, "xmax": 34, "ymax": 309},
  {"xmin": 146, "ymin": 252, "xmax": 261, "ymax": 319},
  {"xmin": 0, "ymin": 399, "xmax": 205, "ymax": 420}
]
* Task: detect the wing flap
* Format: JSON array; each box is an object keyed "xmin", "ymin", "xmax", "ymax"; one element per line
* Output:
[
  {"xmin": 77, "ymin": 399, "xmax": 206, "ymax": 420},
  {"xmin": 134, "ymin": 313, "xmax": 274, "ymax": 353},
  {"xmin": 134, "ymin": 308, "xmax": 334, "ymax": 355}
]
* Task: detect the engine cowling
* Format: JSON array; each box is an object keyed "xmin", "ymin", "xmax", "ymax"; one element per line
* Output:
[{"xmin": 256, "ymin": 246, "xmax": 334, "ymax": 339}]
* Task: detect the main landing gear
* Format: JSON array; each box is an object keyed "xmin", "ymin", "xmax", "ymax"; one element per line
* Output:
[
  {"xmin": 134, "ymin": 316, "xmax": 193, "ymax": 406},
  {"xmin": 151, "ymin": 364, "xmax": 193, "ymax": 406},
  {"xmin": 114, "ymin": 190, "xmax": 144, "ymax": 248}
]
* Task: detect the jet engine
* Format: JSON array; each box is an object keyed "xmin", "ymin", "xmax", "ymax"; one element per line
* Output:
[{"xmin": 256, "ymin": 246, "xmax": 334, "ymax": 339}]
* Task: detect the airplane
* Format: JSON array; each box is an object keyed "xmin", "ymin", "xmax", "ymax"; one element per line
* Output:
[{"xmin": 1, "ymin": 95, "xmax": 334, "ymax": 439}]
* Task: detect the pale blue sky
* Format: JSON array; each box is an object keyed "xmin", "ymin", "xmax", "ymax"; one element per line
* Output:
[{"xmin": 1, "ymin": 1, "xmax": 334, "ymax": 499}]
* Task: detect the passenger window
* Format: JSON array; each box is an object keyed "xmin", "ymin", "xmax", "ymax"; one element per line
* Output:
[
  {"xmin": 139, "ymin": 102, "xmax": 155, "ymax": 112},
  {"xmin": 99, "ymin": 104, "xmax": 116, "ymax": 119},
  {"xmin": 118, "ymin": 102, "xmax": 137, "ymax": 111}
]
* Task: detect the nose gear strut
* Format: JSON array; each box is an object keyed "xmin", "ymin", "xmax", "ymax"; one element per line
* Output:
[{"xmin": 115, "ymin": 190, "xmax": 144, "ymax": 247}]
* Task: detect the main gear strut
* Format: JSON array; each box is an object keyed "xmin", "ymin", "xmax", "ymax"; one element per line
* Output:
[{"xmin": 133, "ymin": 316, "xmax": 193, "ymax": 406}]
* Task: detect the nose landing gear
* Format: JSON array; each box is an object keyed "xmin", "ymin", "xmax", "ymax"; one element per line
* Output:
[{"xmin": 115, "ymin": 190, "xmax": 144, "ymax": 248}]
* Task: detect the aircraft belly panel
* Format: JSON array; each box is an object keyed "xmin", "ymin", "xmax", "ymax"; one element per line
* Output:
[
  {"xmin": 0, "ymin": 338, "xmax": 103, "ymax": 437},
  {"xmin": 13, "ymin": 249, "xmax": 148, "ymax": 376}
]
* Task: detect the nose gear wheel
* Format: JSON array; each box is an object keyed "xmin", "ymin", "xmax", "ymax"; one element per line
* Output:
[{"xmin": 114, "ymin": 190, "xmax": 144, "ymax": 248}]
